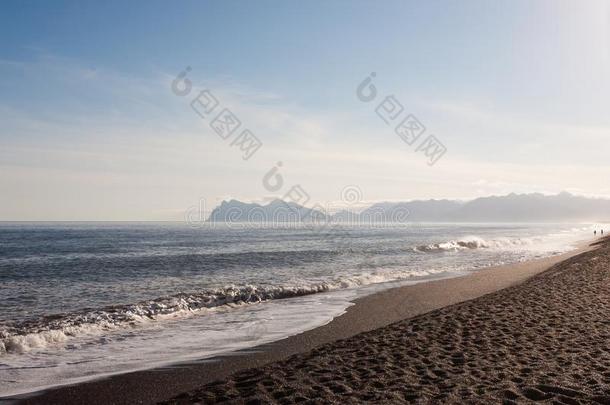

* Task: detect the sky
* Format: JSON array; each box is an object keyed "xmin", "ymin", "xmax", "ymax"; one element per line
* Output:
[{"xmin": 1, "ymin": 0, "xmax": 609, "ymax": 220}]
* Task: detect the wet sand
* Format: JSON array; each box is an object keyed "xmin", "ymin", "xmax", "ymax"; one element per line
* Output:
[{"xmin": 13, "ymin": 240, "xmax": 603, "ymax": 404}]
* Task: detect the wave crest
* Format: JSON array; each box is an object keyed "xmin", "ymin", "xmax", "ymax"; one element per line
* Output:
[
  {"xmin": 0, "ymin": 265, "xmax": 449, "ymax": 356},
  {"xmin": 0, "ymin": 285, "xmax": 331, "ymax": 355},
  {"xmin": 414, "ymin": 236, "xmax": 536, "ymax": 252}
]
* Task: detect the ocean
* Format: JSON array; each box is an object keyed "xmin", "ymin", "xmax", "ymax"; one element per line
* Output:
[{"xmin": 0, "ymin": 222, "xmax": 594, "ymax": 396}]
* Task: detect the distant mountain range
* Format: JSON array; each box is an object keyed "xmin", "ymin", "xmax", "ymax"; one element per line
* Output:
[{"xmin": 207, "ymin": 192, "xmax": 610, "ymax": 223}]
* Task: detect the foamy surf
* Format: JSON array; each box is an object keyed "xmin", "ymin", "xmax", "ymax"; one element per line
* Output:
[
  {"xmin": 413, "ymin": 236, "xmax": 538, "ymax": 252},
  {"xmin": 0, "ymin": 269, "xmax": 448, "ymax": 356},
  {"xmin": 412, "ymin": 229, "xmax": 593, "ymax": 253}
]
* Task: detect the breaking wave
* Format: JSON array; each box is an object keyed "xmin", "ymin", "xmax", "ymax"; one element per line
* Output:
[
  {"xmin": 0, "ymin": 268, "xmax": 441, "ymax": 356},
  {"xmin": 0, "ymin": 285, "xmax": 325, "ymax": 355},
  {"xmin": 414, "ymin": 236, "xmax": 538, "ymax": 252}
]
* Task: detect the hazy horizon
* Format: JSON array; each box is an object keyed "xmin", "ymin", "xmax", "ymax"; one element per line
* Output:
[
  {"xmin": 2, "ymin": 0, "xmax": 610, "ymax": 221},
  {"xmin": 1, "ymin": 191, "xmax": 609, "ymax": 222}
]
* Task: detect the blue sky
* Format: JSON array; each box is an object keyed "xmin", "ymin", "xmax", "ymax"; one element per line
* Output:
[{"xmin": 1, "ymin": 0, "xmax": 609, "ymax": 220}]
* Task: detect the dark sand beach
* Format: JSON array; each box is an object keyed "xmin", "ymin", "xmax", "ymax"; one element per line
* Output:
[
  {"xmin": 162, "ymin": 238, "xmax": 610, "ymax": 404},
  {"xmin": 13, "ymin": 239, "xmax": 608, "ymax": 404}
]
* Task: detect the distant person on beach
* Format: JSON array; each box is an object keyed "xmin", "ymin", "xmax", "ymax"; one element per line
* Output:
[
  {"xmin": 602, "ymin": 230, "xmax": 604, "ymax": 236},
  {"xmin": 594, "ymin": 230, "xmax": 597, "ymax": 236}
]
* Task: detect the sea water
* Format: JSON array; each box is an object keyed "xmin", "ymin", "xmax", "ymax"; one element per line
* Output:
[{"xmin": 0, "ymin": 222, "xmax": 595, "ymax": 396}]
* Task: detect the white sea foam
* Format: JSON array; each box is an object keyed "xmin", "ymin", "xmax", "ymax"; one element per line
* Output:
[
  {"xmin": 413, "ymin": 235, "xmax": 558, "ymax": 252},
  {"xmin": 0, "ymin": 264, "xmax": 455, "ymax": 357}
]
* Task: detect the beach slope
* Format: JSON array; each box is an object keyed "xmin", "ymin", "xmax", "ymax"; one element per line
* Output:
[{"xmin": 165, "ymin": 239, "xmax": 610, "ymax": 404}]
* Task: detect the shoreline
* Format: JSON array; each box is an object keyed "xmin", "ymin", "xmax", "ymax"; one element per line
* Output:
[
  {"xmin": 10, "ymin": 240, "xmax": 598, "ymax": 404},
  {"xmin": 165, "ymin": 236, "xmax": 610, "ymax": 404}
]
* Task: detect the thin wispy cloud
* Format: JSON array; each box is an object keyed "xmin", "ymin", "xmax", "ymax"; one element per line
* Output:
[{"xmin": 1, "ymin": 0, "xmax": 609, "ymax": 220}]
